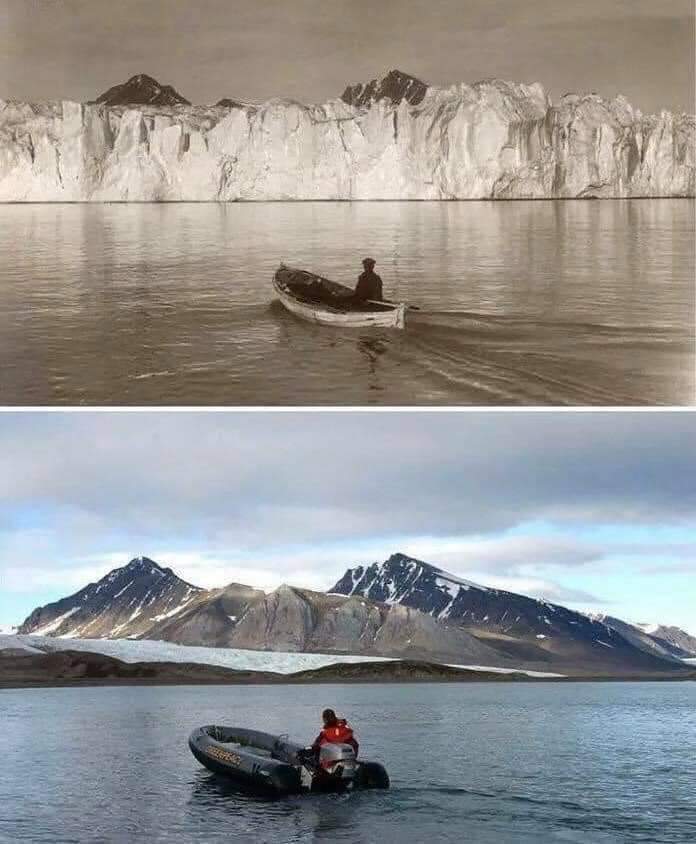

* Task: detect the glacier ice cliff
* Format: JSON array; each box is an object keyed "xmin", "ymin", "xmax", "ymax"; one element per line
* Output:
[{"xmin": 0, "ymin": 78, "xmax": 693, "ymax": 200}]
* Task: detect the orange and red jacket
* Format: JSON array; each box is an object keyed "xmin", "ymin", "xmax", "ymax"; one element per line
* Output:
[{"xmin": 312, "ymin": 719, "xmax": 359, "ymax": 756}]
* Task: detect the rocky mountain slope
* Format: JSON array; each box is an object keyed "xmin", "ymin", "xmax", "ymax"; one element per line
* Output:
[
  {"xmin": 228, "ymin": 584, "xmax": 504, "ymax": 664},
  {"xmin": 584, "ymin": 614, "xmax": 687, "ymax": 661},
  {"xmin": 17, "ymin": 554, "xmax": 688, "ymax": 676},
  {"xmin": 639, "ymin": 625, "xmax": 696, "ymax": 658},
  {"xmin": 93, "ymin": 74, "xmax": 191, "ymax": 107},
  {"xmin": 0, "ymin": 70, "xmax": 692, "ymax": 200},
  {"xmin": 147, "ymin": 581, "xmax": 264, "ymax": 646},
  {"xmin": 17, "ymin": 558, "xmax": 506, "ymax": 665},
  {"xmin": 341, "ymin": 69, "xmax": 428, "ymax": 108},
  {"xmin": 330, "ymin": 553, "xmax": 684, "ymax": 672},
  {"xmin": 17, "ymin": 556, "xmax": 203, "ymax": 639},
  {"xmin": 594, "ymin": 616, "xmax": 696, "ymax": 659}
]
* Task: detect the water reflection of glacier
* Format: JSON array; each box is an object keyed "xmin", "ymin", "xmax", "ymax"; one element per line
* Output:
[{"xmin": 0, "ymin": 200, "xmax": 692, "ymax": 405}]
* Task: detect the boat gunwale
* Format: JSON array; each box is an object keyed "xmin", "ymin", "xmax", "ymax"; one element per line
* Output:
[{"xmin": 274, "ymin": 264, "xmax": 403, "ymax": 315}]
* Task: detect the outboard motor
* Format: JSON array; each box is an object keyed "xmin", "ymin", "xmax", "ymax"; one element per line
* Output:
[{"xmin": 318, "ymin": 742, "xmax": 358, "ymax": 781}]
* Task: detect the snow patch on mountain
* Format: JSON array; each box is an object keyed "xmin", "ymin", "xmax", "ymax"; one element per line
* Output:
[
  {"xmin": 32, "ymin": 607, "xmax": 80, "ymax": 636},
  {"xmin": 113, "ymin": 580, "xmax": 134, "ymax": 599},
  {"xmin": 446, "ymin": 663, "xmax": 564, "ymax": 678},
  {"xmin": 150, "ymin": 597, "xmax": 196, "ymax": 623}
]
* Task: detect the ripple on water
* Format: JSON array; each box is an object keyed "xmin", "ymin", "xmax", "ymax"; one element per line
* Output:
[{"xmin": 0, "ymin": 200, "xmax": 693, "ymax": 405}]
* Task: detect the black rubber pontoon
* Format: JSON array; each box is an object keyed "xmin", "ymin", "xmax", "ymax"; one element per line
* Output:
[{"xmin": 188, "ymin": 726, "xmax": 389, "ymax": 795}]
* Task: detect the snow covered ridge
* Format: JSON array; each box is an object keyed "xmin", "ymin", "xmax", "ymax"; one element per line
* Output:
[
  {"xmin": 2, "ymin": 634, "xmax": 565, "ymax": 678},
  {"xmin": 330, "ymin": 553, "xmax": 688, "ymax": 669},
  {"xmin": 17, "ymin": 556, "xmax": 204, "ymax": 641},
  {"xmin": 331, "ymin": 553, "xmax": 489, "ymax": 622},
  {"xmin": 0, "ymin": 73, "xmax": 693, "ymax": 200}
]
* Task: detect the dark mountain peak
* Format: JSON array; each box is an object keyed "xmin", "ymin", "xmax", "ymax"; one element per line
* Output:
[
  {"xmin": 387, "ymin": 550, "xmax": 417, "ymax": 562},
  {"xmin": 215, "ymin": 97, "xmax": 244, "ymax": 109},
  {"xmin": 115, "ymin": 556, "xmax": 199, "ymax": 589},
  {"xmin": 123, "ymin": 556, "xmax": 166, "ymax": 575},
  {"xmin": 330, "ymin": 553, "xmax": 487, "ymax": 609},
  {"xmin": 126, "ymin": 554, "xmax": 158, "ymax": 567},
  {"xmin": 93, "ymin": 75, "xmax": 191, "ymax": 107},
  {"xmin": 95, "ymin": 555, "xmax": 172, "ymax": 586},
  {"xmin": 341, "ymin": 69, "xmax": 428, "ymax": 109},
  {"xmin": 18, "ymin": 555, "xmax": 202, "ymax": 638},
  {"xmin": 333, "ymin": 553, "xmax": 624, "ymax": 640},
  {"xmin": 353, "ymin": 552, "xmax": 485, "ymax": 588},
  {"xmin": 386, "ymin": 551, "xmax": 431, "ymax": 568},
  {"xmin": 130, "ymin": 74, "xmax": 157, "ymax": 85},
  {"xmin": 386, "ymin": 69, "xmax": 423, "ymax": 85}
]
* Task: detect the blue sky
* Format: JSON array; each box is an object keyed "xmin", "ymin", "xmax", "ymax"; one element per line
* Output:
[{"xmin": 0, "ymin": 411, "xmax": 694, "ymax": 635}]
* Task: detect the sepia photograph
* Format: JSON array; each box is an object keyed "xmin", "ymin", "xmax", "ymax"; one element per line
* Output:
[{"xmin": 0, "ymin": 0, "xmax": 693, "ymax": 405}]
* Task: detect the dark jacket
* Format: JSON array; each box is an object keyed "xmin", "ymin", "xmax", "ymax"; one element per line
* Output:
[{"xmin": 354, "ymin": 270, "xmax": 383, "ymax": 302}]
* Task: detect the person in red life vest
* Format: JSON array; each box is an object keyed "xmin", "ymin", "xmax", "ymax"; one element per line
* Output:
[{"xmin": 311, "ymin": 708, "xmax": 359, "ymax": 767}]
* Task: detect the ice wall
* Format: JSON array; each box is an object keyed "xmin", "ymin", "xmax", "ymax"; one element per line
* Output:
[{"xmin": 0, "ymin": 80, "xmax": 693, "ymax": 200}]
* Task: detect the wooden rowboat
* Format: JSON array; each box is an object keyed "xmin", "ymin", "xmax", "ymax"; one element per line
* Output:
[{"xmin": 273, "ymin": 264, "xmax": 407, "ymax": 329}]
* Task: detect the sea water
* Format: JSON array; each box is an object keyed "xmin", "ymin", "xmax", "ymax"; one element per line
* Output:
[
  {"xmin": 1, "ymin": 681, "xmax": 695, "ymax": 842},
  {"xmin": 0, "ymin": 200, "xmax": 693, "ymax": 405}
]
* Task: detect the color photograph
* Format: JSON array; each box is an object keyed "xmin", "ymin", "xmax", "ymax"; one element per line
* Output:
[{"xmin": 1, "ymin": 411, "xmax": 695, "ymax": 842}]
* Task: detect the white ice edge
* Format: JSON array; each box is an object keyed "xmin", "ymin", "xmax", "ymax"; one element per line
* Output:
[{"xmin": 3, "ymin": 634, "xmax": 566, "ymax": 678}]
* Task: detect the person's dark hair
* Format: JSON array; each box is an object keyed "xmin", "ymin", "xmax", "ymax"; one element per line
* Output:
[
  {"xmin": 322, "ymin": 708, "xmax": 338, "ymax": 726},
  {"xmin": 362, "ymin": 257, "xmax": 376, "ymax": 268}
]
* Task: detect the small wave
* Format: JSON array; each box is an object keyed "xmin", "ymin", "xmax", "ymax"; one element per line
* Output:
[{"xmin": 131, "ymin": 370, "xmax": 177, "ymax": 380}]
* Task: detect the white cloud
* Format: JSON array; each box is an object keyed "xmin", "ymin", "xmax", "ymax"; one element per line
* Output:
[
  {"xmin": 400, "ymin": 534, "xmax": 602, "ymax": 575},
  {"xmin": 1, "ymin": 412, "xmax": 695, "ymax": 630}
]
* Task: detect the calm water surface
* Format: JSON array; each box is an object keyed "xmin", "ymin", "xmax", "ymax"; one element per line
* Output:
[
  {"xmin": 0, "ymin": 201, "xmax": 693, "ymax": 405},
  {"xmin": 1, "ymin": 682, "xmax": 695, "ymax": 843}
]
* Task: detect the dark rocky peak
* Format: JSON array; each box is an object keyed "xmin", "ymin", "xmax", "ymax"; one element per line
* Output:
[
  {"xmin": 93, "ymin": 74, "xmax": 191, "ymax": 107},
  {"xmin": 215, "ymin": 97, "xmax": 245, "ymax": 109},
  {"xmin": 331, "ymin": 552, "xmax": 486, "ymax": 604},
  {"xmin": 122, "ymin": 555, "xmax": 168, "ymax": 577},
  {"xmin": 126, "ymin": 554, "xmax": 159, "ymax": 567},
  {"xmin": 18, "ymin": 555, "xmax": 202, "ymax": 638},
  {"xmin": 341, "ymin": 69, "xmax": 428, "ymax": 108}
]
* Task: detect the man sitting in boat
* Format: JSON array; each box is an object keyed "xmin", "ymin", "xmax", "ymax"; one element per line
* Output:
[
  {"xmin": 311, "ymin": 708, "xmax": 359, "ymax": 767},
  {"xmin": 354, "ymin": 258, "xmax": 383, "ymax": 303}
]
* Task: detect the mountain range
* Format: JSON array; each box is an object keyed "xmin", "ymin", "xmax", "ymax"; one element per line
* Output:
[
  {"xmin": 0, "ymin": 69, "xmax": 692, "ymax": 200},
  {"xmin": 16, "ymin": 554, "xmax": 695, "ymax": 677},
  {"xmin": 331, "ymin": 554, "xmax": 696, "ymax": 670}
]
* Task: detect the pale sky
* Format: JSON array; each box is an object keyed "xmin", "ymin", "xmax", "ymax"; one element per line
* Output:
[
  {"xmin": 0, "ymin": 0, "xmax": 693, "ymax": 113},
  {"xmin": 0, "ymin": 411, "xmax": 694, "ymax": 635}
]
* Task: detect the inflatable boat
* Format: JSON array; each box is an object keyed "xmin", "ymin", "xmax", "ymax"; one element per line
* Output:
[{"xmin": 188, "ymin": 726, "xmax": 390, "ymax": 795}]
